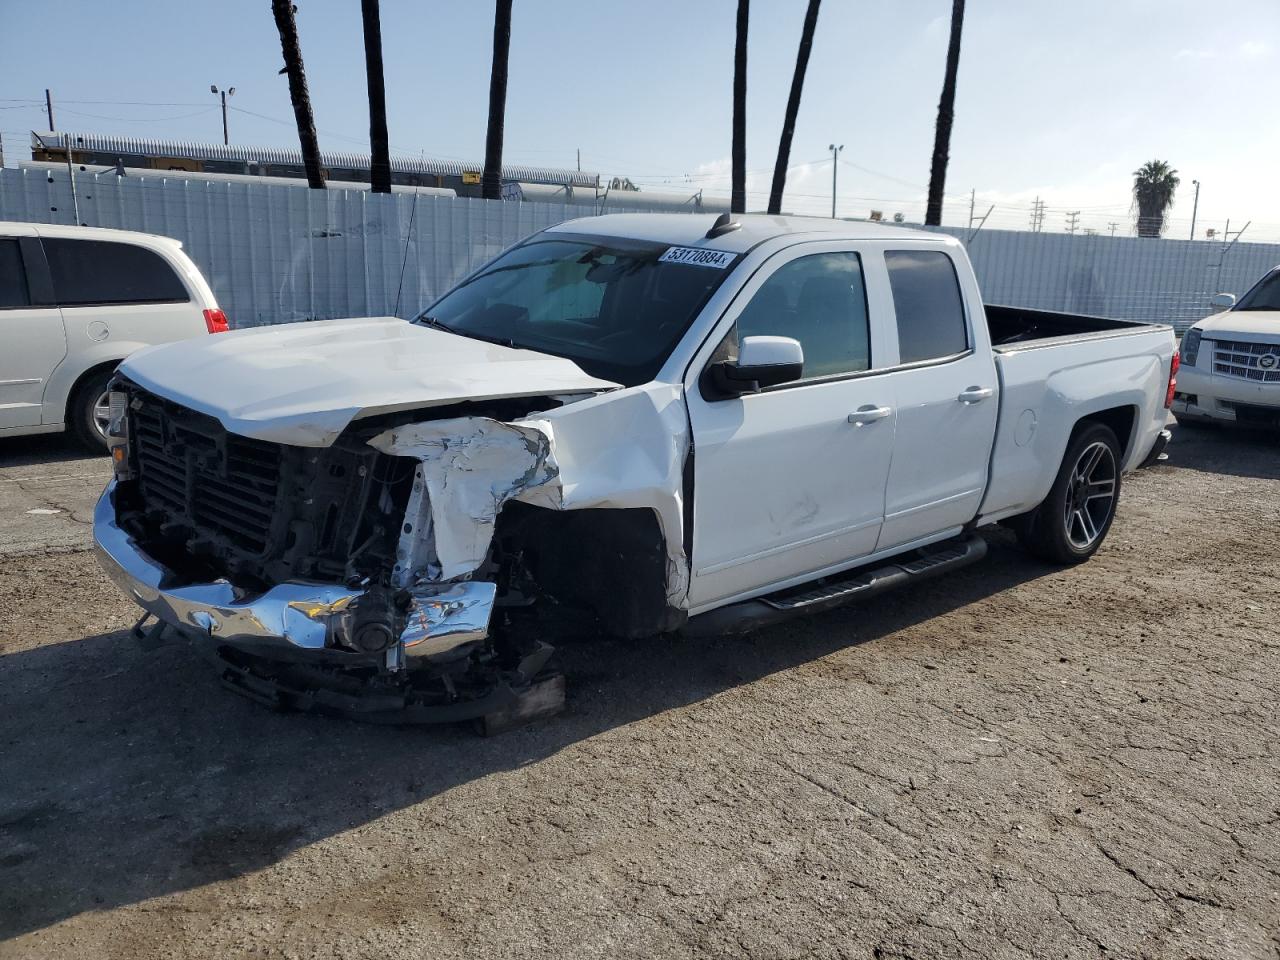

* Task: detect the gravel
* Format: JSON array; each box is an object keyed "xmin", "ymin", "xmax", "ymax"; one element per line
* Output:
[{"xmin": 1, "ymin": 423, "xmax": 1277, "ymax": 959}]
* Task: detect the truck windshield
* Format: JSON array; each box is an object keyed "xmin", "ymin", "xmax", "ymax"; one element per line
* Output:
[
  {"xmin": 1234, "ymin": 271, "xmax": 1280, "ymax": 312},
  {"xmin": 414, "ymin": 236, "xmax": 737, "ymax": 386}
]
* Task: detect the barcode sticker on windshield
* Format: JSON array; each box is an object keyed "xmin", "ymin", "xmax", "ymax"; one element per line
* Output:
[{"xmin": 659, "ymin": 246, "xmax": 735, "ymax": 269}]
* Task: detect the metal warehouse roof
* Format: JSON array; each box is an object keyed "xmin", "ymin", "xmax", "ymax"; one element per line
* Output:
[{"xmin": 31, "ymin": 131, "xmax": 600, "ymax": 188}]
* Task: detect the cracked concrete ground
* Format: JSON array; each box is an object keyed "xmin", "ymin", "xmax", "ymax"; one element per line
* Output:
[
  {"xmin": 0, "ymin": 424, "xmax": 1277, "ymax": 959},
  {"xmin": 0, "ymin": 434, "xmax": 109, "ymax": 557}
]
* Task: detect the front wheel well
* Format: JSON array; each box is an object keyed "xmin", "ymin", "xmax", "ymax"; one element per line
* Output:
[{"xmin": 1072, "ymin": 405, "xmax": 1137, "ymax": 459}]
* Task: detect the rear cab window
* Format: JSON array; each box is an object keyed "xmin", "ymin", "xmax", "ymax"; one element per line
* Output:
[
  {"xmin": 884, "ymin": 249, "xmax": 968, "ymax": 363},
  {"xmin": 42, "ymin": 238, "xmax": 189, "ymax": 306}
]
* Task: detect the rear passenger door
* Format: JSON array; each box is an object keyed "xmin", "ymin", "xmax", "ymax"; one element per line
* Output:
[
  {"xmin": 877, "ymin": 247, "xmax": 999, "ymax": 550},
  {"xmin": 0, "ymin": 231, "xmax": 67, "ymax": 430}
]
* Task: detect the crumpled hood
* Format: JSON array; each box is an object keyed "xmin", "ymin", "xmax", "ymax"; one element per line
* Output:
[
  {"xmin": 1193, "ymin": 310, "xmax": 1280, "ymax": 341},
  {"xmin": 120, "ymin": 316, "xmax": 619, "ymax": 446}
]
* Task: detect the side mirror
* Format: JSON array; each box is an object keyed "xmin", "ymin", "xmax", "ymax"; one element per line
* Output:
[
  {"xmin": 1210, "ymin": 292, "xmax": 1236, "ymax": 310},
  {"xmin": 710, "ymin": 335, "xmax": 805, "ymax": 396}
]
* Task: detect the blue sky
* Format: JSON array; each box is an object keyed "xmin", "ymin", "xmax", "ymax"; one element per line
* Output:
[{"xmin": 2, "ymin": 0, "xmax": 1278, "ymax": 237}]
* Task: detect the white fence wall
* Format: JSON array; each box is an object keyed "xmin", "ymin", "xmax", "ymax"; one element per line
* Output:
[
  {"xmin": 930, "ymin": 225, "xmax": 1280, "ymax": 332},
  {"xmin": 4, "ymin": 166, "xmax": 1278, "ymax": 333}
]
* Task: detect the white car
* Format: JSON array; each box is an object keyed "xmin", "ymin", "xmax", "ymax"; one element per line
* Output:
[
  {"xmin": 94, "ymin": 214, "xmax": 1176, "ymax": 727},
  {"xmin": 1173, "ymin": 269, "xmax": 1280, "ymax": 428},
  {"xmin": 0, "ymin": 222, "xmax": 226, "ymax": 449}
]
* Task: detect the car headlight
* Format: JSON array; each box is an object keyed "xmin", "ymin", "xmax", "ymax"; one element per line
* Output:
[
  {"xmin": 106, "ymin": 389, "xmax": 135, "ymax": 481},
  {"xmin": 1180, "ymin": 328, "xmax": 1202, "ymax": 367}
]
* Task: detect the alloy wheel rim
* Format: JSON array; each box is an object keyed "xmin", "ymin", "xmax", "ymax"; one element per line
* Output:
[
  {"xmin": 1064, "ymin": 441, "xmax": 1116, "ymax": 549},
  {"xmin": 92, "ymin": 390, "xmax": 112, "ymax": 441}
]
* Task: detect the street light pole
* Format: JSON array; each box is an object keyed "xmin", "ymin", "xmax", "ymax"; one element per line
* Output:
[
  {"xmin": 828, "ymin": 143, "xmax": 843, "ymax": 218},
  {"xmin": 1189, "ymin": 179, "xmax": 1201, "ymax": 241},
  {"xmin": 210, "ymin": 84, "xmax": 235, "ymax": 145}
]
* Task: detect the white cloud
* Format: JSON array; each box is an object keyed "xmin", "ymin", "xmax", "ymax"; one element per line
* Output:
[
  {"xmin": 1239, "ymin": 40, "xmax": 1272, "ymax": 60},
  {"xmin": 1175, "ymin": 47, "xmax": 1215, "ymax": 60}
]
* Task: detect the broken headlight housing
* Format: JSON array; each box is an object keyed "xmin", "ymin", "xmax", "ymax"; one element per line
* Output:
[{"xmin": 106, "ymin": 388, "xmax": 135, "ymax": 482}]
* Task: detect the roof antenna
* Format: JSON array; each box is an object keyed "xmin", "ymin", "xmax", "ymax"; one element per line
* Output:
[{"xmin": 706, "ymin": 211, "xmax": 741, "ymax": 239}]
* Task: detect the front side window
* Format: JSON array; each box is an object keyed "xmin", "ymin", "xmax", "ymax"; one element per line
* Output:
[
  {"xmin": 417, "ymin": 236, "xmax": 736, "ymax": 386},
  {"xmin": 0, "ymin": 239, "xmax": 31, "ymax": 309},
  {"xmin": 885, "ymin": 249, "xmax": 968, "ymax": 363},
  {"xmin": 735, "ymin": 251, "xmax": 870, "ymax": 379},
  {"xmin": 1234, "ymin": 270, "xmax": 1280, "ymax": 312},
  {"xmin": 43, "ymin": 238, "xmax": 189, "ymax": 306}
]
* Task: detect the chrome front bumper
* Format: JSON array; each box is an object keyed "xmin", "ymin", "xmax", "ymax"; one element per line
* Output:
[{"xmin": 92, "ymin": 482, "xmax": 496, "ymax": 663}]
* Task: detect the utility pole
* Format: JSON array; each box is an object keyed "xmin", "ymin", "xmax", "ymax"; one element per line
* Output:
[
  {"xmin": 1029, "ymin": 196, "xmax": 1045, "ymax": 232},
  {"xmin": 1107, "ymin": 221, "xmax": 1119, "ymax": 237},
  {"xmin": 968, "ymin": 188, "xmax": 975, "ymax": 228},
  {"xmin": 577, "ymin": 148, "xmax": 580, "ymax": 172},
  {"xmin": 1189, "ymin": 179, "xmax": 1200, "ymax": 240},
  {"xmin": 210, "ymin": 84, "xmax": 235, "ymax": 145},
  {"xmin": 1065, "ymin": 210, "xmax": 1081, "ymax": 235},
  {"xmin": 828, "ymin": 143, "xmax": 843, "ymax": 218},
  {"xmin": 44, "ymin": 89, "xmax": 55, "ymax": 131}
]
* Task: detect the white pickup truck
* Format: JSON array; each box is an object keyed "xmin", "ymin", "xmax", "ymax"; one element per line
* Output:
[{"xmin": 93, "ymin": 214, "xmax": 1177, "ymax": 727}]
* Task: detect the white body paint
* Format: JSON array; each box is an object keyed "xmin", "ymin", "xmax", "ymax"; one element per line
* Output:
[{"xmin": 109, "ymin": 214, "xmax": 1178, "ymax": 621}]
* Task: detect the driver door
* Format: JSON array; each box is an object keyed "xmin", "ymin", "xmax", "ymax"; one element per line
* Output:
[{"xmin": 684, "ymin": 243, "xmax": 898, "ymax": 612}]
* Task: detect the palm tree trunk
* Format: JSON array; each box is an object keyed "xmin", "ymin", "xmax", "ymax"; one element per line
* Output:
[
  {"xmin": 271, "ymin": 0, "xmax": 326, "ymax": 190},
  {"xmin": 362, "ymin": 0, "xmax": 392, "ymax": 194},
  {"xmin": 767, "ymin": 0, "xmax": 821, "ymax": 216},
  {"xmin": 731, "ymin": 0, "xmax": 749, "ymax": 215},
  {"xmin": 482, "ymin": 0, "xmax": 514, "ymax": 201},
  {"xmin": 925, "ymin": 0, "xmax": 965, "ymax": 226}
]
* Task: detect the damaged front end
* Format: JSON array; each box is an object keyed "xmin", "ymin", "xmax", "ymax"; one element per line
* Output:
[{"xmin": 94, "ymin": 379, "xmax": 688, "ymax": 728}]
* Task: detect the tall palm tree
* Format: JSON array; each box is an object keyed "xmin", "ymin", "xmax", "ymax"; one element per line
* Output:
[
  {"xmin": 1132, "ymin": 160, "xmax": 1180, "ymax": 237},
  {"xmin": 361, "ymin": 0, "xmax": 391, "ymax": 194},
  {"xmin": 925, "ymin": 0, "xmax": 965, "ymax": 226},
  {"xmin": 767, "ymin": 0, "xmax": 821, "ymax": 216},
  {"xmin": 731, "ymin": 0, "xmax": 749, "ymax": 214},
  {"xmin": 482, "ymin": 0, "xmax": 514, "ymax": 201},
  {"xmin": 271, "ymin": 0, "xmax": 326, "ymax": 190}
]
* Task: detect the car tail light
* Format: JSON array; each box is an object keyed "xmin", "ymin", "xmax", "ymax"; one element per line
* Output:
[
  {"xmin": 203, "ymin": 308, "xmax": 230, "ymax": 334},
  {"xmin": 1164, "ymin": 351, "xmax": 1180, "ymax": 409}
]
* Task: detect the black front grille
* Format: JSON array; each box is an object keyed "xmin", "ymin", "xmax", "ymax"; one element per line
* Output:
[{"xmin": 130, "ymin": 392, "xmax": 284, "ymax": 556}]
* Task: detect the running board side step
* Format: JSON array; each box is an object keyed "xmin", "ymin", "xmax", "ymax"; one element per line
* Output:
[{"xmin": 682, "ymin": 533, "xmax": 987, "ymax": 638}]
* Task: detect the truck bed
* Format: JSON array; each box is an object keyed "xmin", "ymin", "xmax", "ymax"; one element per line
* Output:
[
  {"xmin": 986, "ymin": 304, "xmax": 1158, "ymax": 349},
  {"xmin": 978, "ymin": 306, "xmax": 1176, "ymax": 527}
]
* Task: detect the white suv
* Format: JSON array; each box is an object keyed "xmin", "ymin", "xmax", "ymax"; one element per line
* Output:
[
  {"xmin": 0, "ymin": 222, "xmax": 226, "ymax": 449},
  {"xmin": 1174, "ymin": 268, "xmax": 1280, "ymax": 429}
]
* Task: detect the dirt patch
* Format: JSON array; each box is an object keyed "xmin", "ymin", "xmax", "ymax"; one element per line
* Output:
[{"xmin": 1, "ymin": 424, "xmax": 1278, "ymax": 959}]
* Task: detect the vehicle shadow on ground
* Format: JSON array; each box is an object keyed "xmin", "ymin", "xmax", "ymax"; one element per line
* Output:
[
  {"xmin": 0, "ymin": 530, "xmax": 1051, "ymax": 940},
  {"xmin": 1167, "ymin": 422, "xmax": 1280, "ymax": 481},
  {"xmin": 0, "ymin": 434, "xmax": 102, "ymax": 469}
]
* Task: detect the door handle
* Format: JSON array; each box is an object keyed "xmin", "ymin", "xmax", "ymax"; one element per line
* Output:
[
  {"xmin": 847, "ymin": 404, "xmax": 892, "ymax": 425},
  {"xmin": 957, "ymin": 386, "xmax": 994, "ymax": 404}
]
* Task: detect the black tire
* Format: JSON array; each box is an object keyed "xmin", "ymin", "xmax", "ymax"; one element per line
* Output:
[
  {"xmin": 68, "ymin": 368, "xmax": 115, "ymax": 452},
  {"xmin": 1018, "ymin": 423, "xmax": 1122, "ymax": 565}
]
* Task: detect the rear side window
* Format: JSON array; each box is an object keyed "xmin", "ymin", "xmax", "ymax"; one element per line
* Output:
[
  {"xmin": 42, "ymin": 238, "xmax": 189, "ymax": 306},
  {"xmin": 885, "ymin": 250, "xmax": 968, "ymax": 364},
  {"xmin": 0, "ymin": 239, "xmax": 31, "ymax": 309}
]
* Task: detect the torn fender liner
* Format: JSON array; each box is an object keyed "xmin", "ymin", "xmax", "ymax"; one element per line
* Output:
[
  {"xmin": 369, "ymin": 384, "xmax": 692, "ymax": 609},
  {"xmin": 369, "ymin": 417, "xmax": 557, "ymax": 581}
]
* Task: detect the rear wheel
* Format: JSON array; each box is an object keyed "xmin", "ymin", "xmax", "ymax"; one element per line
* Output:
[
  {"xmin": 1018, "ymin": 423, "xmax": 1121, "ymax": 565},
  {"xmin": 68, "ymin": 368, "xmax": 115, "ymax": 452}
]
